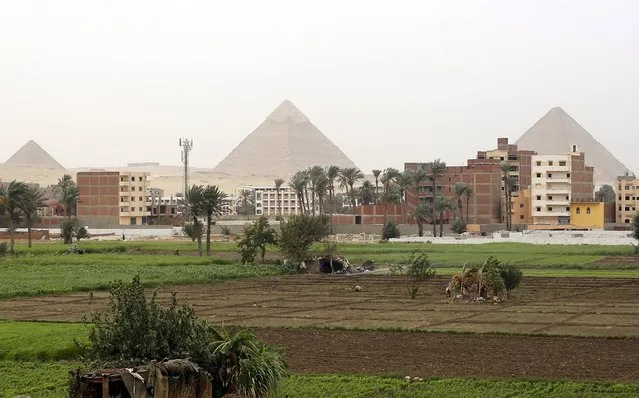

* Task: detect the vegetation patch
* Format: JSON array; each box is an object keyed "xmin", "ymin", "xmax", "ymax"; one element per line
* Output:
[{"xmin": 0, "ymin": 321, "xmax": 88, "ymax": 361}]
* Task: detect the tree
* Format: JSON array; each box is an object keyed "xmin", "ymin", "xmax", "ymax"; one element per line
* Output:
[
  {"xmin": 453, "ymin": 182, "xmax": 469, "ymax": 221},
  {"xmin": 81, "ymin": 275, "xmax": 287, "ymax": 398},
  {"xmin": 0, "ymin": 181, "xmax": 28, "ymax": 255},
  {"xmin": 308, "ymin": 165, "xmax": 325, "ymax": 216},
  {"xmin": 184, "ymin": 185, "xmax": 205, "ymax": 256},
  {"xmin": 289, "ymin": 172, "xmax": 307, "ymax": 214},
  {"xmin": 372, "ymin": 169, "xmax": 382, "ymax": 204},
  {"xmin": 237, "ymin": 189, "xmax": 255, "ymax": 219},
  {"xmin": 499, "ymin": 264, "xmax": 523, "ymax": 298},
  {"xmin": 20, "ymin": 185, "xmax": 45, "ymax": 248},
  {"xmin": 339, "ymin": 167, "xmax": 364, "ymax": 213},
  {"xmin": 411, "ymin": 203, "xmax": 432, "ymax": 237},
  {"xmin": 56, "ymin": 174, "xmax": 79, "ymax": 219},
  {"xmin": 358, "ymin": 180, "xmax": 376, "ymax": 205},
  {"xmin": 201, "ymin": 185, "xmax": 227, "ymax": 256},
  {"xmin": 435, "ymin": 196, "xmax": 456, "ymax": 237},
  {"xmin": 325, "ymin": 165, "xmax": 340, "ymax": 213},
  {"xmin": 632, "ymin": 213, "xmax": 639, "ymax": 255},
  {"xmin": 274, "ymin": 178, "xmax": 285, "ymax": 216},
  {"xmin": 278, "ymin": 215, "xmax": 329, "ymax": 266},
  {"xmin": 238, "ymin": 216, "xmax": 278, "ymax": 263},
  {"xmin": 595, "ymin": 184, "xmax": 616, "ymax": 203},
  {"xmin": 380, "ymin": 168, "xmax": 401, "ymax": 226},
  {"xmin": 477, "ymin": 256, "xmax": 506, "ymax": 299},
  {"xmin": 183, "ymin": 222, "xmax": 204, "ymax": 243},
  {"xmin": 390, "ymin": 250, "xmax": 435, "ymax": 299},
  {"xmin": 315, "ymin": 173, "xmax": 329, "ymax": 215},
  {"xmin": 500, "ymin": 163, "xmax": 516, "ymax": 231},
  {"xmin": 452, "ymin": 218, "xmax": 467, "ymax": 234},
  {"xmin": 381, "ymin": 220, "xmax": 401, "ymax": 240},
  {"xmin": 60, "ymin": 218, "xmax": 76, "ymax": 244},
  {"xmin": 463, "ymin": 184, "xmax": 474, "ymax": 223},
  {"xmin": 427, "ymin": 160, "xmax": 447, "ymax": 237}
]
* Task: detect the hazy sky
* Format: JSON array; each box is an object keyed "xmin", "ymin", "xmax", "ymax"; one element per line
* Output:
[{"xmin": 1, "ymin": 0, "xmax": 638, "ymax": 174}]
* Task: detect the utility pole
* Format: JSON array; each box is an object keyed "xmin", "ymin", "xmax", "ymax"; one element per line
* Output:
[{"xmin": 179, "ymin": 138, "xmax": 193, "ymax": 197}]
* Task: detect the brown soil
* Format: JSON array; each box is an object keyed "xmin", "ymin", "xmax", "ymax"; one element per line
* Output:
[
  {"xmin": 593, "ymin": 256, "xmax": 639, "ymax": 266},
  {"xmin": 255, "ymin": 328, "xmax": 639, "ymax": 382},
  {"xmin": 1, "ymin": 275, "xmax": 638, "ymax": 338}
]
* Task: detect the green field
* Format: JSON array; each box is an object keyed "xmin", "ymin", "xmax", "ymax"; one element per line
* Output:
[
  {"xmin": 0, "ymin": 322, "xmax": 88, "ymax": 361},
  {"xmin": 3, "ymin": 365, "xmax": 639, "ymax": 398}
]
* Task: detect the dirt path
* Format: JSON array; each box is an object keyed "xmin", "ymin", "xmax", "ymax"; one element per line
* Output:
[{"xmin": 255, "ymin": 328, "xmax": 639, "ymax": 382}]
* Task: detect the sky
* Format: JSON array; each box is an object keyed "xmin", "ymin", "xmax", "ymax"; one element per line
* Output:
[{"xmin": 1, "ymin": 0, "xmax": 638, "ymax": 174}]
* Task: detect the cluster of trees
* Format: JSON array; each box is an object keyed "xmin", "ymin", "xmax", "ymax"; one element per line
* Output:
[{"xmin": 181, "ymin": 184, "xmax": 227, "ymax": 256}]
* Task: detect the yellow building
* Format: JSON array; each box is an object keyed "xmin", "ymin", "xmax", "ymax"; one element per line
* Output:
[
  {"xmin": 570, "ymin": 202, "xmax": 604, "ymax": 229},
  {"xmin": 512, "ymin": 188, "xmax": 532, "ymax": 225},
  {"xmin": 118, "ymin": 171, "xmax": 151, "ymax": 225}
]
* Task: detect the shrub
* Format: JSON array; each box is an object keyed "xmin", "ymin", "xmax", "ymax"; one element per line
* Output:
[
  {"xmin": 381, "ymin": 221, "xmax": 400, "ymax": 240},
  {"xmin": 390, "ymin": 250, "xmax": 435, "ymax": 298},
  {"xmin": 632, "ymin": 213, "xmax": 639, "ymax": 255},
  {"xmin": 237, "ymin": 216, "xmax": 278, "ymax": 264},
  {"xmin": 220, "ymin": 226, "xmax": 231, "ymax": 236},
  {"xmin": 499, "ymin": 264, "xmax": 523, "ymax": 297},
  {"xmin": 0, "ymin": 242, "xmax": 6, "ymax": 257},
  {"xmin": 183, "ymin": 222, "xmax": 204, "ymax": 242},
  {"xmin": 452, "ymin": 219, "xmax": 467, "ymax": 234},
  {"xmin": 279, "ymin": 215, "xmax": 329, "ymax": 266},
  {"xmin": 60, "ymin": 219, "xmax": 76, "ymax": 244},
  {"xmin": 75, "ymin": 226, "xmax": 89, "ymax": 242},
  {"xmin": 478, "ymin": 256, "xmax": 505, "ymax": 298},
  {"xmin": 79, "ymin": 275, "xmax": 287, "ymax": 397}
]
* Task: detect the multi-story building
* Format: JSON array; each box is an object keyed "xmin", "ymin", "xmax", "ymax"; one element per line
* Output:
[
  {"xmin": 405, "ymin": 159, "xmax": 503, "ymax": 225},
  {"xmin": 146, "ymin": 188, "xmax": 179, "ymax": 221},
  {"xmin": 615, "ymin": 175, "xmax": 639, "ymax": 224},
  {"xmin": 512, "ymin": 188, "xmax": 532, "ymax": 225},
  {"xmin": 77, "ymin": 171, "xmax": 151, "ymax": 226},
  {"xmin": 236, "ymin": 186, "xmax": 305, "ymax": 216},
  {"xmin": 530, "ymin": 146, "xmax": 594, "ymax": 225}
]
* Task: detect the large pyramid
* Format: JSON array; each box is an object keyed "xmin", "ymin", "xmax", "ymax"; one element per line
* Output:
[
  {"xmin": 213, "ymin": 100, "xmax": 357, "ymax": 179},
  {"xmin": 4, "ymin": 140, "xmax": 65, "ymax": 169},
  {"xmin": 515, "ymin": 107, "xmax": 628, "ymax": 185}
]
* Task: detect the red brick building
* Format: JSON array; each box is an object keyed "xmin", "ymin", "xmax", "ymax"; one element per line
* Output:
[{"xmin": 76, "ymin": 171, "xmax": 120, "ymax": 226}]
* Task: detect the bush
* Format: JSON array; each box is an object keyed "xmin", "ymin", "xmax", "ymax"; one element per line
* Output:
[
  {"xmin": 390, "ymin": 250, "xmax": 435, "ymax": 298},
  {"xmin": 183, "ymin": 222, "xmax": 204, "ymax": 242},
  {"xmin": 80, "ymin": 275, "xmax": 287, "ymax": 398},
  {"xmin": 632, "ymin": 214, "xmax": 639, "ymax": 255},
  {"xmin": 75, "ymin": 226, "xmax": 89, "ymax": 242},
  {"xmin": 0, "ymin": 242, "xmax": 6, "ymax": 257},
  {"xmin": 237, "ymin": 216, "xmax": 277, "ymax": 264},
  {"xmin": 220, "ymin": 226, "xmax": 231, "ymax": 236},
  {"xmin": 452, "ymin": 219, "xmax": 467, "ymax": 234},
  {"xmin": 499, "ymin": 264, "xmax": 523, "ymax": 298},
  {"xmin": 478, "ymin": 256, "xmax": 505, "ymax": 298},
  {"xmin": 60, "ymin": 219, "xmax": 76, "ymax": 244},
  {"xmin": 381, "ymin": 221, "xmax": 400, "ymax": 240},
  {"xmin": 279, "ymin": 215, "xmax": 329, "ymax": 267}
]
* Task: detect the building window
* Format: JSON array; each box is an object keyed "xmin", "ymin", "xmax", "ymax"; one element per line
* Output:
[
  {"xmin": 536, "ymin": 161, "xmax": 542, "ymax": 166},
  {"xmin": 559, "ymin": 161, "xmax": 566, "ymax": 166},
  {"xmin": 120, "ymin": 197, "xmax": 125, "ymax": 202},
  {"xmin": 139, "ymin": 197, "xmax": 143, "ymax": 201},
  {"xmin": 586, "ymin": 207, "xmax": 591, "ymax": 215},
  {"xmin": 548, "ymin": 196, "xmax": 553, "ymax": 200},
  {"xmin": 548, "ymin": 207, "xmax": 553, "ymax": 211},
  {"xmin": 131, "ymin": 207, "xmax": 135, "ymax": 211},
  {"xmin": 566, "ymin": 207, "xmax": 570, "ymax": 211},
  {"xmin": 625, "ymin": 219, "xmax": 630, "ymax": 224},
  {"xmin": 625, "ymin": 207, "xmax": 631, "ymax": 211},
  {"xmin": 120, "ymin": 207, "xmax": 125, "ymax": 212},
  {"xmin": 139, "ymin": 207, "xmax": 143, "ymax": 211},
  {"xmin": 626, "ymin": 186, "xmax": 631, "ymax": 190},
  {"xmin": 548, "ymin": 161, "xmax": 554, "ymax": 166},
  {"xmin": 536, "ymin": 207, "xmax": 541, "ymax": 212},
  {"xmin": 139, "ymin": 177, "xmax": 143, "ymax": 181},
  {"xmin": 536, "ymin": 195, "xmax": 541, "ymax": 200},
  {"xmin": 131, "ymin": 197, "xmax": 135, "ymax": 201},
  {"xmin": 576, "ymin": 207, "xmax": 581, "ymax": 214},
  {"xmin": 567, "ymin": 173, "xmax": 570, "ymax": 178},
  {"xmin": 139, "ymin": 187, "xmax": 143, "ymax": 191},
  {"xmin": 131, "ymin": 176, "xmax": 135, "ymax": 181},
  {"xmin": 547, "ymin": 173, "xmax": 552, "ymax": 178},
  {"xmin": 520, "ymin": 215, "xmax": 524, "ymax": 220},
  {"xmin": 619, "ymin": 196, "xmax": 622, "ymax": 201},
  {"xmin": 520, "ymin": 204, "xmax": 524, "ymax": 208},
  {"xmin": 536, "ymin": 173, "xmax": 541, "ymax": 178},
  {"xmin": 120, "ymin": 177, "xmax": 125, "ymax": 182},
  {"xmin": 566, "ymin": 195, "xmax": 569, "ymax": 200},
  {"xmin": 626, "ymin": 196, "xmax": 630, "ymax": 200}
]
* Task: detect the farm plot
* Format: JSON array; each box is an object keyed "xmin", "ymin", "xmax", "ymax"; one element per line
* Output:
[{"xmin": 1, "ymin": 275, "xmax": 639, "ymax": 337}]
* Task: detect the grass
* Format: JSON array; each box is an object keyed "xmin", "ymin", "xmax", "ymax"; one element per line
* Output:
[
  {"xmin": 280, "ymin": 375, "xmax": 639, "ymax": 398},
  {"xmin": 0, "ymin": 257, "xmax": 290, "ymax": 298},
  {"xmin": 0, "ymin": 322, "xmax": 88, "ymax": 361},
  {"xmin": 0, "ymin": 360, "xmax": 79, "ymax": 398}
]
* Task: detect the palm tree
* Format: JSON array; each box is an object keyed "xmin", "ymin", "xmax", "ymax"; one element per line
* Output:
[
  {"xmin": 21, "ymin": 185, "xmax": 45, "ymax": 248},
  {"xmin": 274, "ymin": 178, "xmax": 285, "ymax": 217},
  {"xmin": 427, "ymin": 160, "xmax": 447, "ymax": 237},
  {"xmin": 372, "ymin": 169, "xmax": 382, "ymax": 204},
  {"xmin": 435, "ymin": 196, "xmax": 456, "ymax": 237},
  {"xmin": 237, "ymin": 189, "xmax": 255, "ymax": 220},
  {"xmin": 453, "ymin": 182, "xmax": 469, "ymax": 221},
  {"xmin": 411, "ymin": 203, "xmax": 432, "ymax": 237},
  {"xmin": 500, "ymin": 163, "xmax": 516, "ymax": 231},
  {"xmin": 184, "ymin": 185, "xmax": 205, "ymax": 256},
  {"xmin": 56, "ymin": 174, "xmax": 79, "ymax": 219},
  {"xmin": 315, "ymin": 173, "xmax": 330, "ymax": 215},
  {"xmin": 0, "ymin": 181, "xmax": 28, "ymax": 255},
  {"xmin": 325, "ymin": 165, "xmax": 340, "ymax": 214},
  {"xmin": 308, "ymin": 166, "xmax": 325, "ymax": 216},
  {"xmin": 200, "ymin": 185, "xmax": 227, "ymax": 256},
  {"xmin": 397, "ymin": 170, "xmax": 415, "ymax": 223},
  {"xmin": 339, "ymin": 167, "xmax": 364, "ymax": 213},
  {"xmin": 358, "ymin": 180, "xmax": 376, "ymax": 205},
  {"xmin": 463, "ymin": 185, "xmax": 474, "ymax": 223},
  {"xmin": 380, "ymin": 168, "xmax": 401, "ymax": 226},
  {"xmin": 289, "ymin": 172, "xmax": 307, "ymax": 214}
]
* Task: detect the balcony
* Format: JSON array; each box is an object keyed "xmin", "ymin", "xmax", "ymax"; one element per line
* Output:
[{"xmin": 546, "ymin": 177, "xmax": 570, "ymax": 183}]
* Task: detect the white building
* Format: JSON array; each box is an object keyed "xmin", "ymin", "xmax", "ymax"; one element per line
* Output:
[
  {"xmin": 530, "ymin": 154, "xmax": 573, "ymax": 225},
  {"xmin": 235, "ymin": 186, "xmax": 308, "ymax": 216}
]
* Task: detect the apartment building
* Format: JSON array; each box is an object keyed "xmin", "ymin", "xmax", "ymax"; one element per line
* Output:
[
  {"xmin": 615, "ymin": 175, "xmax": 639, "ymax": 224},
  {"xmin": 530, "ymin": 147, "xmax": 594, "ymax": 225},
  {"xmin": 77, "ymin": 171, "xmax": 151, "ymax": 226},
  {"xmin": 405, "ymin": 159, "xmax": 503, "ymax": 225},
  {"xmin": 146, "ymin": 188, "xmax": 179, "ymax": 221},
  {"xmin": 236, "ymin": 186, "xmax": 304, "ymax": 216}
]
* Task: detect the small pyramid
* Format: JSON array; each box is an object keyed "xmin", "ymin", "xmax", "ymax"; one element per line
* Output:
[
  {"xmin": 213, "ymin": 100, "xmax": 357, "ymax": 178},
  {"xmin": 515, "ymin": 107, "xmax": 628, "ymax": 185},
  {"xmin": 5, "ymin": 140, "xmax": 65, "ymax": 169}
]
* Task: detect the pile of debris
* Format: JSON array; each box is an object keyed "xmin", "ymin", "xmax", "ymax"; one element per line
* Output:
[
  {"xmin": 69, "ymin": 358, "xmax": 212, "ymax": 398},
  {"xmin": 317, "ymin": 256, "xmax": 375, "ymax": 274}
]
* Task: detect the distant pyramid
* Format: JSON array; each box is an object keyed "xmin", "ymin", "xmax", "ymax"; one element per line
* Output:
[
  {"xmin": 5, "ymin": 140, "xmax": 65, "ymax": 169},
  {"xmin": 213, "ymin": 100, "xmax": 357, "ymax": 179},
  {"xmin": 515, "ymin": 107, "xmax": 628, "ymax": 185}
]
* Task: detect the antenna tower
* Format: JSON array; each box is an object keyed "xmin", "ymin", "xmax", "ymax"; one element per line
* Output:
[{"xmin": 179, "ymin": 138, "xmax": 193, "ymax": 197}]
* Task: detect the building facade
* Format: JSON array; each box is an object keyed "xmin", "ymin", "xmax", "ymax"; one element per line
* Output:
[
  {"xmin": 571, "ymin": 201, "xmax": 605, "ymax": 229},
  {"xmin": 530, "ymin": 147, "xmax": 594, "ymax": 225},
  {"xmin": 615, "ymin": 175, "xmax": 639, "ymax": 224},
  {"xmin": 236, "ymin": 186, "xmax": 304, "ymax": 216},
  {"xmin": 77, "ymin": 171, "xmax": 152, "ymax": 226}
]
